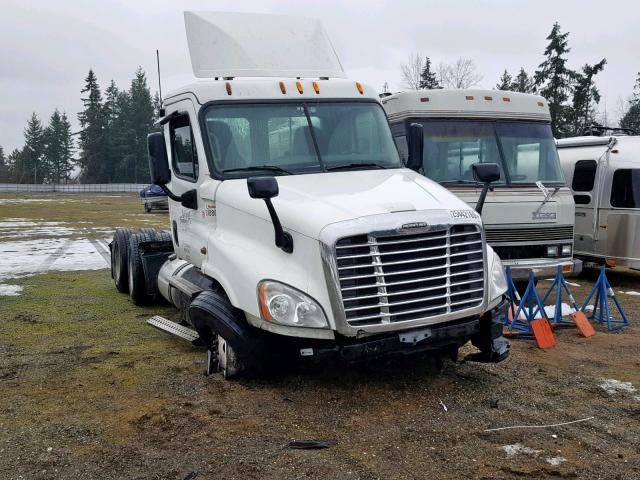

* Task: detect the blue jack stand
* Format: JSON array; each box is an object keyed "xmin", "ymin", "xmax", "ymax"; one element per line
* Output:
[
  {"xmin": 581, "ymin": 266, "xmax": 629, "ymax": 331},
  {"xmin": 504, "ymin": 271, "xmax": 556, "ymax": 349},
  {"xmin": 540, "ymin": 265, "xmax": 579, "ymax": 326},
  {"xmin": 503, "ymin": 266, "xmax": 521, "ymax": 325}
]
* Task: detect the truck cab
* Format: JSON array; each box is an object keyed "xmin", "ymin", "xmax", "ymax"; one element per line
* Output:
[
  {"xmin": 382, "ymin": 89, "xmax": 582, "ymax": 288},
  {"xmin": 110, "ymin": 12, "xmax": 510, "ymax": 377}
]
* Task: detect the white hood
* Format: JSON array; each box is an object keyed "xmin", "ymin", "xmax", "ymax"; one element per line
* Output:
[{"xmin": 216, "ymin": 169, "xmax": 477, "ymax": 239}]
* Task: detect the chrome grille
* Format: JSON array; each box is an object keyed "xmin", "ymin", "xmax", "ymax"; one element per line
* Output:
[
  {"xmin": 335, "ymin": 225, "xmax": 484, "ymax": 327},
  {"xmin": 485, "ymin": 225, "xmax": 573, "ymax": 244}
]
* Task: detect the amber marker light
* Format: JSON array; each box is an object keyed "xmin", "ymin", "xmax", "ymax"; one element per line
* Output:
[
  {"xmin": 259, "ymin": 284, "xmax": 272, "ymax": 321},
  {"xmin": 279, "ymin": 81, "xmax": 287, "ymax": 94},
  {"xmin": 296, "ymin": 81, "xmax": 303, "ymax": 94},
  {"xmin": 356, "ymin": 82, "xmax": 364, "ymax": 94},
  {"xmin": 225, "ymin": 82, "xmax": 232, "ymax": 95},
  {"xmin": 312, "ymin": 81, "xmax": 320, "ymax": 94}
]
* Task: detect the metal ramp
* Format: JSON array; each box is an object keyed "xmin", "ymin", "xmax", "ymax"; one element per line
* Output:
[{"xmin": 147, "ymin": 315, "xmax": 200, "ymax": 343}]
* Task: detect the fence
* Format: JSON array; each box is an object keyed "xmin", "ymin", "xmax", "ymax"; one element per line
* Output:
[{"xmin": 0, "ymin": 183, "xmax": 148, "ymax": 193}]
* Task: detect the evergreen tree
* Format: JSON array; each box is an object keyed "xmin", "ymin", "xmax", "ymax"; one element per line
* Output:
[
  {"xmin": 103, "ymin": 80, "xmax": 122, "ymax": 182},
  {"xmin": 125, "ymin": 67, "xmax": 154, "ymax": 183},
  {"xmin": 419, "ymin": 57, "xmax": 441, "ymax": 89},
  {"xmin": 43, "ymin": 109, "xmax": 75, "ymax": 183},
  {"xmin": 496, "ymin": 69, "xmax": 513, "ymax": 90},
  {"xmin": 152, "ymin": 91, "xmax": 162, "ymax": 121},
  {"xmin": 0, "ymin": 145, "xmax": 7, "ymax": 182},
  {"xmin": 21, "ymin": 113, "xmax": 46, "ymax": 183},
  {"xmin": 534, "ymin": 23, "xmax": 575, "ymax": 137},
  {"xmin": 570, "ymin": 59, "xmax": 607, "ymax": 135},
  {"xmin": 512, "ymin": 68, "xmax": 536, "ymax": 93},
  {"xmin": 78, "ymin": 69, "xmax": 106, "ymax": 182},
  {"xmin": 620, "ymin": 72, "xmax": 640, "ymax": 133},
  {"xmin": 6, "ymin": 149, "xmax": 23, "ymax": 182}
]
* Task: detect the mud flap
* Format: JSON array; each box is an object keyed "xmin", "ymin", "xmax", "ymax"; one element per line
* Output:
[{"xmin": 466, "ymin": 299, "xmax": 510, "ymax": 363}]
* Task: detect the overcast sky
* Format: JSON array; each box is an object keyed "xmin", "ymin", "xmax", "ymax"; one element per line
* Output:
[{"xmin": 1, "ymin": 0, "xmax": 639, "ymax": 152}]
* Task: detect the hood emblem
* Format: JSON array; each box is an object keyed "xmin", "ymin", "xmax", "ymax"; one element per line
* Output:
[{"xmin": 399, "ymin": 222, "xmax": 429, "ymax": 233}]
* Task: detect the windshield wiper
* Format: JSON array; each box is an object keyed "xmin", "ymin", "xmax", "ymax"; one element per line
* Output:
[
  {"xmin": 438, "ymin": 179, "xmax": 480, "ymax": 186},
  {"xmin": 222, "ymin": 165, "xmax": 292, "ymax": 175},
  {"xmin": 326, "ymin": 162, "xmax": 388, "ymax": 171}
]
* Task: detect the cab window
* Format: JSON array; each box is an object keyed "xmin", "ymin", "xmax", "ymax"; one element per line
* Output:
[{"xmin": 170, "ymin": 114, "xmax": 199, "ymax": 181}]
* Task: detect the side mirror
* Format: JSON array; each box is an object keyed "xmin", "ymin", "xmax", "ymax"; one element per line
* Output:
[
  {"xmin": 472, "ymin": 162, "xmax": 500, "ymax": 184},
  {"xmin": 247, "ymin": 176, "xmax": 279, "ymax": 199},
  {"xmin": 472, "ymin": 162, "xmax": 500, "ymax": 215},
  {"xmin": 247, "ymin": 177, "xmax": 293, "ymax": 254},
  {"xmin": 406, "ymin": 123, "xmax": 424, "ymax": 171},
  {"xmin": 147, "ymin": 132, "xmax": 171, "ymax": 185}
]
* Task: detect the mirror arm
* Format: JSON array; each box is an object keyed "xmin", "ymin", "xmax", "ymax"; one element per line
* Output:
[
  {"xmin": 263, "ymin": 198, "xmax": 293, "ymax": 253},
  {"xmin": 158, "ymin": 184, "xmax": 198, "ymax": 210},
  {"xmin": 475, "ymin": 183, "xmax": 490, "ymax": 214},
  {"xmin": 158, "ymin": 183, "xmax": 182, "ymax": 202}
]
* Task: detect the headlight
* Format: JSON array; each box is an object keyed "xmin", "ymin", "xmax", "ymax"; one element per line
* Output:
[
  {"xmin": 258, "ymin": 281, "xmax": 328, "ymax": 329},
  {"xmin": 562, "ymin": 244, "xmax": 572, "ymax": 256},
  {"xmin": 547, "ymin": 245, "xmax": 559, "ymax": 257},
  {"xmin": 488, "ymin": 245, "xmax": 507, "ymax": 304}
]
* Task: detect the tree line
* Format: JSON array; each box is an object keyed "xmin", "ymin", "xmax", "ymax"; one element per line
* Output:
[
  {"xmin": 0, "ymin": 67, "xmax": 157, "ymax": 184},
  {"xmin": 399, "ymin": 22, "xmax": 639, "ymax": 139}
]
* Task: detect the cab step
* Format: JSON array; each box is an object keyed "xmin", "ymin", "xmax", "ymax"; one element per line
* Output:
[
  {"xmin": 147, "ymin": 315, "xmax": 200, "ymax": 343},
  {"xmin": 168, "ymin": 276, "xmax": 203, "ymax": 299}
]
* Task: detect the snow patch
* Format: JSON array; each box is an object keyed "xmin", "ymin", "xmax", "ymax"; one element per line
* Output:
[
  {"xmin": 621, "ymin": 291, "xmax": 640, "ymax": 296},
  {"xmin": 0, "ymin": 284, "xmax": 23, "ymax": 296},
  {"xmin": 599, "ymin": 379, "xmax": 636, "ymax": 395},
  {"xmin": 546, "ymin": 456, "xmax": 567, "ymax": 466},
  {"xmin": 502, "ymin": 444, "xmax": 540, "ymax": 457}
]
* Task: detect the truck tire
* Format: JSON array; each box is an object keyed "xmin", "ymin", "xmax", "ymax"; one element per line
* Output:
[
  {"xmin": 189, "ymin": 290, "xmax": 265, "ymax": 379},
  {"xmin": 127, "ymin": 232, "xmax": 155, "ymax": 306},
  {"xmin": 111, "ymin": 228, "xmax": 134, "ymax": 293}
]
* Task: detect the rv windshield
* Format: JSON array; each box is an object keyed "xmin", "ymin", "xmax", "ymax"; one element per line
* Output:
[
  {"xmin": 203, "ymin": 102, "xmax": 401, "ymax": 177},
  {"xmin": 417, "ymin": 120, "xmax": 565, "ymax": 185}
]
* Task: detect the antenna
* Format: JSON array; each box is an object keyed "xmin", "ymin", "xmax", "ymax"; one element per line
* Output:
[{"xmin": 156, "ymin": 49, "xmax": 163, "ymax": 102}]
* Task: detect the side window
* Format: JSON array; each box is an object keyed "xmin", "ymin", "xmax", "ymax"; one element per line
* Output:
[
  {"xmin": 611, "ymin": 169, "xmax": 640, "ymax": 208},
  {"xmin": 394, "ymin": 135, "xmax": 408, "ymax": 164},
  {"xmin": 572, "ymin": 160, "xmax": 597, "ymax": 192},
  {"xmin": 170, "ymin": 115, "xmax": 199, "ymax": 181}
]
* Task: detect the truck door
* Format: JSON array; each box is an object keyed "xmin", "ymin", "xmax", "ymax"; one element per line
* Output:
[{"xmin": 165, "ymin": 100, "xmax": 212, "ymax": 267}]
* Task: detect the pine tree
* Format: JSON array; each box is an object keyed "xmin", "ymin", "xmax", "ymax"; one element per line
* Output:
[
  {"xmin": 43, "ymin": 109, "xmax": 75, "ymax": 183},
  {"xmin": 21, "ymin": 113, "xmax": 46, "ymax": 183},
  {"xmin": 78, "ymin": 69, "xmax": 106, "ymax": 182},
  {"xmin": 6, "ymin": 149, "xmax": 23, "ymax": 182},
  {"xmin": 512, "ymin": 68, "xmax": 536, "ymax": 93},
  {"xmin": 419, "ymin": 57, "xmax": 441, "ymax": 89},
  {"xmin": 534, "ymin": 23, "xmax": 575, "ymax": 138},
  {"xmin": 125, "ymin": 67, "xmax": 154, "ymax": 183},
  {"xmin": 0, "ymin": 145, "xmax": 7, "ymax": 182},
  {"xmin": 620, "ymin": 72, "xmax": 640, "ymax": 133},
  {"xmin": 103, "ymin": 80, "xmax": 121, "ymax": 182},
  {"xmin": 570, "ymin": 59, "xmax": 607, "ymax": 135},
  {"xmin": 496, "ymin": 70, "xmax": 513, "ymax": 90}
]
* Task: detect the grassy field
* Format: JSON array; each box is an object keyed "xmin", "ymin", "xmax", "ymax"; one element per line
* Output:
[{"xmin": 1, "ymin": 193, "xmax": 639, "ymax": 480}]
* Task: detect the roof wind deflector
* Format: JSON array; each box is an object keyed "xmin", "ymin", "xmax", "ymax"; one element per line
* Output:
[{"xmin": 183, "ymin": 11, "xmax": 346, "ymax": 79}]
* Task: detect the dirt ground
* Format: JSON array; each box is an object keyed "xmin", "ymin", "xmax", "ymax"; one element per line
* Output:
[{"xmin": 1, "ymin": 193, "xmax": 639, "ymax": 480}]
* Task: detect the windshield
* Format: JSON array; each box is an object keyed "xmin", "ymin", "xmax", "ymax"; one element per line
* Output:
[
  {"xmin": 416, "ymin": 120, "xmax": 565, "ymax": 185},
  {"xmin": 203, "ymin": 102, "xmax": 401, "ymax": 177}
]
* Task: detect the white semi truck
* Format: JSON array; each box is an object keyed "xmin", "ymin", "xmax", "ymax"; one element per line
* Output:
[
  {"xmin": 382, "ymin": 90, "xmax": 582, "ymax": 290},
  {"xmin": 110, "ymin": 12, "xmax": 510, "ymax": 378}
]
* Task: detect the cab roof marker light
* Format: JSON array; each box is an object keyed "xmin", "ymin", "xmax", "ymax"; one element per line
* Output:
[
  {"xmin": 537, "ymin": 101, "xmax": 545, "ymax": 107},
  {"xmin": 296, "ymin": 81, "xmax": 304, "ymax": 94},
  {"xmin": 312, "ymin": 81, "xmax": 320, "ymax": 94},
  {"xmin": 465, "ymin": 95, "xmax": 474, "ymax": 100},
  {"xmin": 484, "ymin": 96, "xmax": 493, "ymax": 101},
  {"xmin": 225, "ymin": 82, "xmax": 232, "ymax": 96},
  {"xmin": 279, "ymin": 81, "xmax": 287, "ymax": 94},
  {"xmin": 356, "ymin": 82, "xmax": 364, "ymax": 94},
  {"xmin": 503, "ymin": 97, "xmax": 511, "ymax": 102},
  {"xmin": 420, "ymin": 97, "xmax": 429, "ymax": 102}
]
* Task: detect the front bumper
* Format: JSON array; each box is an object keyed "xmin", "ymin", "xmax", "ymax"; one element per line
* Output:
[
  {"xmin": 504, "ymin": 258, "xmax": 583, "ymax": 280},
  {"xmin": 297, "ymin": 298, "xmax": 510, "ymax": 364}
]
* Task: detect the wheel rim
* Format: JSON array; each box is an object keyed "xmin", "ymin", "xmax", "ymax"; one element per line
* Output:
[{"xmin": 218, "ymin": 336, "xmax": 241, "ymax": 379}]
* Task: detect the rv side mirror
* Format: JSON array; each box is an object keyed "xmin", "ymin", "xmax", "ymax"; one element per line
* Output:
[
  {"xmin": 472, "ymin": 162, "xmax": 500, "ymax": 215},
  {"xmin": 472, "ymin": 162, "xmax": 500, "ymax": 184},
  {"xmin": 406, "ymin": 123, "xmax": 424, "ymax": 171},
  {"xmin": 247, "ymin": 177, "xmax": 293, "ymax": 254},
  {"xmin": 247, "ymin": 176, "xmax": 279, "ymax": 199},
  {"xmin": 147, "ymin": 132, "xmax": 170, "ymax": 185}
]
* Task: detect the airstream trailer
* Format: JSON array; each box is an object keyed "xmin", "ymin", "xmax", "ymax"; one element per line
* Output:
[
  {"xmin": 382, "ymin": 89, "xmax": 582, "ymax": 288},
  {"xmin": 557, "ymin": 133, "xmax": 640, "ymax": 269}
]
